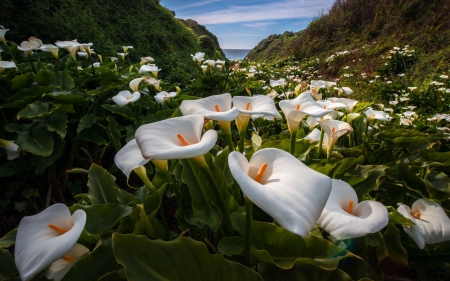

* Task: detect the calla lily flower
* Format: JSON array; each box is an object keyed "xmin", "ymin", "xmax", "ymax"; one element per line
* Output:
[
  {"xmin": 17, "ymin": 37, "xmax": 43, "ymax": 56},
  {"xmin": 180, "ymin": 93, "xmax": 239, "ymax": 122},
  {"xmin": 228, "ymin": 148, "xmax": 332, "ymax": 238},
  {"xmin": 140, "ymin": 56, "xmax": 154, "ymax": 65},
  {"xmin": 200, "ymin": 65, "xmax": 208, "ymax": 74},
  {"xmin": 317, "ymin": 100, "xmax": 347, "ymax": 111},
  {"xmin": 251, "ymin": 134, "xmax": 262, "ymax": 152},
  {"xmin": 317, "ymin": 179, "xmax": 389, "ymax": 240},
  {"xmin": 233, "ymin": 95, "xmax": 281, "ymax": 130},
  {"xmin": 279, "ymin": 92, "xmax": 334, "ymax": 135},
  {"xmin": 398, "ymin": 199, "xmax": 450, "ymax": 249},
  {"xmin": 318, "ymin": 119, "xmax": 353, "ymax": 156},
  {"xmin": 15, "ymin": 204, "xmax": 86, "ymax": 281},
  {"xmin": 114, "ymin": 139, "xmax": 149, "ymax": 178},
  {"xmin": 55, "ymin": 40, "xmax": 80, "ymax": 60},
  {"xmin": 155, "ymin": 91, "xmax": 176, "ymax": 104},
  {"xmin": 122, "ymin": 46, "xmax": 133, "ymax": 53},
  {"xmin": 0, "ymin": 138, "xmax": 20, "ymax": 160},
  {"xmin": 44, "ymin": 243, "xmax": 89, "ymax": 281},
  {"xmin": 129, "ymin": 77, "xmax": 144, "ymax": 93},
  {"xmin": 191, "ymin": 52, "xmax": 205, "ymax": 64},
  {"xmin": 203, "ymin": 59, "xmax": 216, "ymax": 67},
  {"xmin": 0, "ymin": 61, "xmax": 17, "ymax": 74},
  {"xmin": 0, "ymin": 27, "xmax": 9, "ymax": 44},
  {"xmin": 135, "ymin": 114, "xmax": 217, "ymax": 160},
  {"xmin": 270, "ymin": 78, "xmax": 286, "ymax": 88},
  {"xmin": 139, "ymin": 64, "xmax": 161, "ymax": 77},
  {"xmin": 39, "ymin": 44, "xmax": 59, "ymax": 59},
  {"xmin": 112, "ymin": 90, "xmax": 141, "ymax": 107},
  {"xmin": 365, "ymin": 109, "xmax": 389, "ymax": 121},
  {"xmin": 331, "ymin": 98, "xmax": 358, "ymax": 112},
  {"xmin": 143, "ymin": 76, "xmax": 161, "ymax": 91},
  {"xmin": 216, "ymin": 59, "xmax": 225, "ymax": 66}
]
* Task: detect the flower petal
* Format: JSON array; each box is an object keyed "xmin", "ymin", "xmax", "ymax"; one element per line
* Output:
[
  {"xmin": 135, "ymin": 114, "xmax": 217, "ymax": 160},
  {"xmin": 317, "ymin": 180, "xmax": 388, "ymax": 240},
  {"xmin": 114, "ymin": 139, "xmax": 149, "ymax": 178},
  {"xmin": 233, "ymin": 95, "xmax": 282, "ymax": 118},
  {"xmin": 228, "ymin": 148, "xmax": 332, "ymax": 238},
  {"xmin": 180, "ymin": 93, "xmax": 240, "ymax": 121},
  {"xmin": 14, "ymin": 204, "xmax": 86, "ymax": 281},
  {"xmin": 44, "ymin": 243, "xmax": 89, "ymax": 281}
]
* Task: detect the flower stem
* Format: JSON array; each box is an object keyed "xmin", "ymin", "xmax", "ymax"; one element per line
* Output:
[
  {"xmin": 244, "ymin": 196, "xmax": 253, "ymax": 267},
  {"xmin": 73, "ymin": 58, "xmax": 82, "ymax": 91},
  {"xmin": 317, "ymin": 127, "xmax": 324, "ymax": 158},
  {"xmin": 137, "ymin": 204, "xmax": 155, "ymax": 239},
  {"xmin": 2, "ymin": 41, "xmax": 16, "ymax": 61},
  {"xmin": 290, "ymin": 132, "xmax": 296, "ymax": 155},
  {"xmin": 193, "ymin": 156, "xmax": 234, "ymax": 237},
  {"xmin": 28, "ymin": 55, "xmax": 37, "ymax": 74},
  {"xmin": 238, "ymin": 131, "xmax": 246, "ymax": 153}
]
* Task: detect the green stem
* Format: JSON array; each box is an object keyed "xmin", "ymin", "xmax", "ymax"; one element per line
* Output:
[
  {"xmin": 2, "ymin": 41, "xmax": 16, "ymax": 61},
  {"xmin": 317, "ymin": 127, "xmax": 324, "ymax": 158},
  {"xmin": 88, "ymin": 54, "xmax": 96, "ymax": 76},
  {"xmin": 73, "ymin": 58, "xmax": 82, "ymax": 91},
  {"xmin": 224, "ymin": 132, "xmax": 235, "ymax": 152},
  {"xmin": 244, "ymin": 196, "xmax": 253, "ymax": 267},
  {"xmin": 28, "ymin": 55, "xmax": 37, "ymax": 74},
  {"xmin": 351, "ymin": 120, "xmax": 358, "ymax": 147},
  {"xmin": 137, "ymin": 204, "xmax": 155, "ymax": 239},
  {"xmin": 195, "ymin": 158, "xmax": 234, "ymax": 237},
  {"xmin": 290, "ymin": 132, "xmax": 296, "ymax": 155},
  {"xmin": 239, "ymin": 131, "xmax": 246, "ymax": 153}
]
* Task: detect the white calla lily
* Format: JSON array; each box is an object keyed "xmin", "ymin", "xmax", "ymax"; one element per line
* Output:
[
  {"xmin": 233, "ymin": 95, "xmax": 281, "ymax": 131},
  {"xmin": 135, "ymin": 114, "xmax": 217, "ymax": 160},
  {"xmin": 279, "ymin": 92, "xmax": 334, "ymax": 135},
  {"xmin": 317, "ymin": 179, "xmax": 389, "ymax": 240},
  {"xmin": 365, "ymin": 109, "xmax": 389, "ymax": 121},
  {"xmin": 398, "ymin": 199, "xmax": 450, "ymax": 249},
  {"xmin": 317, "ymin": 100, "xmax": 347, "ymax": 111},
  {"xmin": 155, "ymin": 91, "xmax": 176, "ymax": 104},
  {"xmin": 129, "ymin": 77, "xmax": 144, "ymax": 93},
  {"xmin": 228, "ymin": 148, "xmax": 332, "ymax": 238},
  {"xmin": 112, "ymin": 90, "xmax": 141, "ymax": 107},
  {"xmin": 44, "ymin": 243, "xmax": 89, "ymax": 281},
  {"xmin": 318, "ymin": 119, "xmax": 353, "ymax": 156},
  {"xmin": 114, "ymin": 139, "xmax": 149, "ymax": 178},
  {"xmin": 39, "ymin": 44, "xmax": 59, "ymax": 59},
  {"xmin": 15, "ymin": 204, "xmax": 86, "ymax": 281},
  {"xmin": 180, "ymin": 93, "xmax": 239, "ymax": 122},
  {"xmin": 0, "ymin": 138, "xmax": 20, "ymax": 160},
  {"xmin": 331, "ymin": 98, "xmax": 358, "ymax": 112}
]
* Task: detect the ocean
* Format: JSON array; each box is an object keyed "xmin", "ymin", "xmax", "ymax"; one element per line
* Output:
[{"xmin": 223, "ymin": 49, "xmax": 251, "ymax": 60}]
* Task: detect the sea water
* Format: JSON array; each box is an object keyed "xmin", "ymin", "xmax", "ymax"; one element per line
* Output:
[{"xmin": 223, "ymin": 49, "xmax": 251, "ymax": 60}]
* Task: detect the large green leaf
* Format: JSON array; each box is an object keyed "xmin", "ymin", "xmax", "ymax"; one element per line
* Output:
[
  {"xmin": 106, "ymin": 117, "xmax": 121, "ymax": 152},
  {"xmin": 87, "ymin": 164, "xmax": 118, "ymax": 204},
  {"xmin": 0, "ymin": 229, "xmax": 16, "ymax": 248},
  {"xmin": 69, "ymin": 204, "xmax": 132, "ymax": 234},
  {"xmin": 340, "ymin": 164, "xmax": 388, "ymax": 201},
  {"xmin": 17, "ymin": 102, "xmax": 50, "ymax": 120},
  {"xmin": 0, "ymin": 156, "xmax": 32, "ymax": 177},
  {"xmin": 11, "ymin": 72, "xmax": 33, "ymax": 90},
  {"xmin": 0, "ymin": 249, "xmax": 18, "ymax": 279},
  {"xmin": 77, "ymin": 114, "xmax": 98, "ymax": 135},
  {"xmin": 63, "ymin": 238, "xmax": 117, "ymax": 281},
  {"xmin": 44, "ymin": 90, "xmax": 94, "ymax": 103},
  {"xmin": 218, "ymin": 213, "xmax": 359, "ymax": 270},
  {"xmin": 102, "ymin": 105, "xmax": 136, "ymax": 121},
  {"xmin": 15, "ymin": 125, "xmax": 54, "ymax": 157},
  {"xmin": 258, "ymin": 263, "xmax": 352, "ymax": 281},
  {"xmin": 34, "ymin": 69, "xmax": 57, "ymax": 86},
  {"xmin": 3, "ymin": 86, "xmax": 57, "ymax": 109},
  {"xmin": 30, "ymin": 138, "xmax": 65, "ymax": 175},
  {"xmin": 112, "ymin": 234, "xmax": 263, "ymax": 281},
  {"xmin": 386, "ymin": 206, "xmax": 414, "ymax": 226},
  {"xmin": 366, "ymin": 224, "xmax": 408, "ymax": 266},
  {"xmin": 51, "ymin": 71, "xmax": 75, "ymax": 91},
  {"xmin": 38, "ymin": 109, "xmax": 68, "ymax": 139}
]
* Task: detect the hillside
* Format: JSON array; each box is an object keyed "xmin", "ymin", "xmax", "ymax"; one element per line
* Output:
[
  {"xmin": 246, "ymin": 0, "xmax": 450, "ymax": 80},
  {"xmin": 179, "ymin": 19, "xmax": 225, "ymax": 59},
  {"xmin": 0, "ymin": 0, "xmax": 223, "ymax": 84}
]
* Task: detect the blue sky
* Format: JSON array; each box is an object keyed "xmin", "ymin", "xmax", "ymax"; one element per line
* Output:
[{"xmin": 160, "ymin": 0, "xmax": 336, "ymax": 49}]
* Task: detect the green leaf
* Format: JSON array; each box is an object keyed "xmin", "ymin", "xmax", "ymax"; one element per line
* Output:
[
  {"xmin": 102, "ymin": 105, "xmax": 136, "ymax": 121},
  {"xmin": 0, "ymin": 156, "xmax": 32, "ymax": 177},
  {"xmin": 11, "ymin": 72, "xmax": 33, "ymax": 90},
  {"xmin": 106, "ymin": 117, "xmax": 121, "ymax": 152},
  {"xmin": 63, "ymin": 238, "xmax": 117, "ymax": 281},
  {"xmin": 51, "ymin": 71, "xmax": 75, "ymax": 91},
  {"xmin": 44, "ymin": 90, "xmax": 94, "ymax": 103},
  {"xmin": 367, "ymin": 224, "xmax": 408, "ymax": 266},
  {"xmin": 69, "ymin": 204, "xmax": 132, "ymax": 234},
  {"xmin": 219, "ymin": 213, "xmax": 359, "ymax": 270},
  {"xmin": 87, "ymin": 163, "xmax": 118, "ymax": 204},
  {"xmin": 38, "ymin": 109, "xmax": 68, "ymax": 139},
  {"xmin": 4, "ymin": 86, "xmax": 57, "ymax": 109},
  {"xmin": 386, "ymin": 206, "xmax": 415, "ymax": 226},
  {"xmin": 0, "ymin": 229, "xmax": 16, "ymax": 248},
  {"xmin": 17, "ymin": 102, "xmax": 49, "ymax": 120},
  {"xmin": 341, "ymin": 164, "xmax": 388, "ymax": 201},
  {"xmin": 0, "ymin": 249, "xmax": 18, "ymax": 279},
  {"xmin": 258, "ymin": 263, "xmax": 352, "ymax": 281},
  {"xmin": 112, "ymin": 234, "xmax": 263, "ymax": 281},
  {"xmin": 77, "ymin": 114, "xmax": 98, "ymax": 135},
  {"xmin": 30, "ymin": 138, "xmax": 65, "ymax": 175},
  {"xmin": 79, "ymin": 128, "xmax": 108, "ymax": 145},
  {"xmin": 16, "ymin": 125, "xmax": 54, "ymax": 157},
  {"xmin": 34, "ymin": 69, "xmax": 57, "ymax": 85}
]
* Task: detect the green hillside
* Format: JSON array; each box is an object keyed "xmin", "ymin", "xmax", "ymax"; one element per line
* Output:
[
  {"xmin": 0, "ymin": 0, "xmax": 224, "ymax": 84},
  {"xmin": 247, "ymin": 0, "xmax": 450, "ymax": 80}
]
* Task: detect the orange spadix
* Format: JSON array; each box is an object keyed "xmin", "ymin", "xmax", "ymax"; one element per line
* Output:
[
  {"xmin": 296, "ymin": 104, "xmax": 300, "ymax": 110},
  {"xmin": 62, "ymin": 255, "xmax": 75, "ymax": 263},
  {"xmin": 49, "ymin": 224, "xmax": 68, "ymax": 235},
  {"xmin": 347, "ymin": 200, "xmax": 354, "ymax": 214},
  {"xmin": 254, "ymin": 162, "xmax": 268, "ymax": 183},
  {"xmin": 245, "ymin": 102, "xmax": 250, "ymax": 110},
  {"xmin": 214, "ymin": 104, "xmax": 220, "ymax": 112},
  {"xmin": 177, "ymin": 134, "xmax": 190, "ymax": 146},
  {"xmin": 332, "ymin": 127, "xmax": 336, "ymax": 134},
  {"xmin": 413, "ymin": 212, "xmax": 420, "ymax": 219}
]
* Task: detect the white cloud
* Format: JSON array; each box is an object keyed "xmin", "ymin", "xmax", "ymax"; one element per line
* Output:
[
  {"xmin": 177, "ymin": 0, "xmax": 334, "ymax": 25},
  {"xmin": 242, "ymin": 22, "xmax": 277, "ymax": 28},
  {"xmin": 176, "ymin": 0, "xmax": 222, "ymax": 10}
]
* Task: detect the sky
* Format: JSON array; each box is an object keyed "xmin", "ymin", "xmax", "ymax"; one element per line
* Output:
[{"xmin": 160, "ymin": 0, "xmax": 337, "ymax": 49}]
